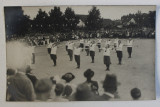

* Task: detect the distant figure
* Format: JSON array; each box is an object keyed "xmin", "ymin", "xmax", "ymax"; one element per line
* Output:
[
  {"xmin": 79, "ymin": 38, "xmax": 84, "ymax": 51},
  {"xmin": 68, "ymin": 41, "xmax": 74, "ymax": 61},
  {"xmin": 50, "ymin": 43, "xmax": 57, "ymax": 66},
  {"xmin": 102, "ymin": 44, "xmax": 112, "ymax": 71},
  {"xmin": 116, "ymin": 40, "xmax": 123, "ymax": 65},
  {"xmin": 130, "ymin": 88, "xmax": 141, "ymax": 100},
  {"xmin": 47, "ymin": 42, "xmax": 53, "ymax": 54},
  {"xmin": 126, "ymin": 38, "xmax": 133, "ymax": 58},
  {"xmin": 31, "ymin": 44, "xmax": 35, "ymax": 64},
  {"xmin": 74, "ymin": 46, "xmax": 82, "ymax": 68},
  {"xmin": 89, "ymin": 41, "xmax": 96, "ymax": 63},
  {"xmin": 97, "ymin": 38, "xmax": 102, "ymax": 52},
  {"xmin": 85, "ymin": 39, "xmax": 90, "ymax": 56}
]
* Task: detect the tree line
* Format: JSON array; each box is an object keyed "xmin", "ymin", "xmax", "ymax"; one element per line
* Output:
[{"xmin": 4, "ymin": 6, "xmax": 155, "ymax": 37}]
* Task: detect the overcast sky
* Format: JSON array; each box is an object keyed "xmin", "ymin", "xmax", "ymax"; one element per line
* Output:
[{"xmin": 22, "ymin": 5, "xmax": 156, "ymax": 20}]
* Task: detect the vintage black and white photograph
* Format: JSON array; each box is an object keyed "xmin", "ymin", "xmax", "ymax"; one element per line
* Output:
[{"xmin": 5, "ymin": 5, "xmax": 156, "ymax": 101}]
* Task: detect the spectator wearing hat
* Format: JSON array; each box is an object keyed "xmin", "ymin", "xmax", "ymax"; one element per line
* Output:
[
  {"xmin": 65, "ymin": 41, "xmax": 69, "ymax": 55},
  {"xmin": 53, "ymin": 83, "xmax": 69, "ymax": 102},
  {"xmin": 35, "ymin": 78, "xmax": 53, "ymax": 101},
  {"xmin": 61, "ymin": 73, "xmax": 76, "ymax": 98},
  {"xmin": 130, "ymin": 88, "xmax": 141, "ymax": 100},
  {"xmin": 50, "ymin": 43, "xmax": 57, "ymax": 66},
  {"xmin": 102, "ymin": 73, "xmax": 119, "ymax": 100},
  {"xmin": 114, "ymin": 38, "xmax": 119, "ymax": 51},
  {"xmin": 83, "ymin": 69, "xmax": 99, "ymax": 95},
  {"xmin": 89, "ymin": 41, "xmax": 96, "ymax": 63}
]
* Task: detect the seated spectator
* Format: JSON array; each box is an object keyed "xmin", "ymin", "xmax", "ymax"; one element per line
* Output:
[
  {"xmin": 7, "ymin": 69, "xmax": 36, "ymax": 101},
  {"xmin": 102, "ymin": 73, "xmax": 119, "ymax": 100},
  {"xmin": 83, "ymin": 69, "xmax": 99, "ymax": 95},
  {"xmin": 130, "ymin": 88, "xmax": 141, "ymax": 100},
  {"xmin": 35, "ymin": 78, "xmax": 52, "ymax": 101},
  {"xmin": 53, "ymin": 83, "xmax": 69, "ymax": 102}
]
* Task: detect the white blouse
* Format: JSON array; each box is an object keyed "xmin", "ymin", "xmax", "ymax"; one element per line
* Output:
[
  {"xmin": 127, "ymin": 40, "xmax": 133, "ymax": 47},
  {"xmin": 116, "ymin": 44, "xmax": 123, "ymax": 51},
  {"xmin": 103, "ymin": 48, "xmax": 111, "ymax": 56},
  {"xmin": 90, "ymin": 44, "xmax": 96, "ymax": 51},
  {"xmin": 51, "ymin": 46, "xmax": 57, "ymax": 54}
]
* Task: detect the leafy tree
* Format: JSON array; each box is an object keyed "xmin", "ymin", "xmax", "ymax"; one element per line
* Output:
[
  {"xmin": 85, "ymin": 6, "xmax": 103, "ymax": 30},
  {"xmin": 32, "ymin": 9, "xmax": 49, "ymax": 33},
  {"xmin": 49, "ymin": 7, "xmax": 64, "ymax": 33},
  {"xmin": 64, "ymin": 7, "xmax": 79, "ymax": 31},
  {"xmin": 148, "ymin": 11, "xmax": 156, "ymax": 28},
  {"xmin": 4, "ymin": 7, "xmax": 31, "ymax": 37}
]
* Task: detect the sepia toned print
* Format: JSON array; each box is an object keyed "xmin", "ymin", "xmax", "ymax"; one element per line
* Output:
[{"xmin": 5, "ymin": 6, "xmax": 156, "ymax": 101}]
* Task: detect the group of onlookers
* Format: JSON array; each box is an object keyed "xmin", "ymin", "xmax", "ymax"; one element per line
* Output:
[{"xmin": 6, "ymin": 67, "xmax": 141, "ymax": 101}]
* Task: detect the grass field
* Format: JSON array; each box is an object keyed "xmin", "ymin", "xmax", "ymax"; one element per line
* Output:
[{"xmin": 31, "ymin": 39, "xmax": 155, "ymax": 101}]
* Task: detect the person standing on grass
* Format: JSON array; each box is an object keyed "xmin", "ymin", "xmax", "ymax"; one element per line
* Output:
[
  {"xmin": 130, "ymin": 88, "xmax": 141, "ymax": 100},
  {"xmin": 97, "ymin": 38, "xmax": 102, "ymax": 52},
  {"xmin": 85, "ymin": 39, "xmax": 90, "ymax": 56},
  {"xmin": 61, "ymin": 73, "xmax": 76, "ymax": 98},
  {"xmin": 89, "ymin": 41, "xmax": 96, "ymax": 63},
  {"xmin": 68, "ymin": 41, "xmax": 74, "ymax": 61},
  {"xmin": 50, "ymin": 43, "xmax": 57, "ymax": 66},
  {"xmin": 74, "ymin": 46, "xmax": 82, "ymax": 69},
  {"xmin": 114, "ymin": 38, "xmax": 119, "ymax": 51},
  {"xmin": 47, "ymin": 42, "xmax": 53, "ymax": 54},
  {"xmin": 83, "ymin": 69, "xmax": 99, "ymax": 95},
  {"xmin": 7, "ymin": 69, "xmax": 36, "ymax": 101},
  {"xmin": 65, "ymin": 41, "xmax": 69, "ymax": 55},
  {"xmin": 80, "ymin": 38, "xmax": 84, "ymax": 51},
  {"xmin": 126, "ymin": 38, "xmax": 133, "ymax": 58},
  {"xmin": 116, "ymin": 40, "xmax": 123, "ymax": 65},
  {"xmin": 31, "ymin": 43, "xmax": 36, "ymax": 64},
  {"xmin": 102, "ymin": 44, "xmax": 112, "ymax": 71}
]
